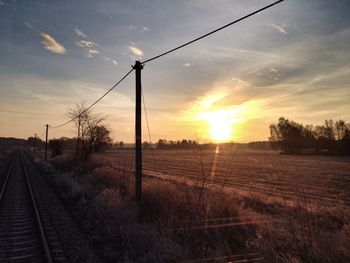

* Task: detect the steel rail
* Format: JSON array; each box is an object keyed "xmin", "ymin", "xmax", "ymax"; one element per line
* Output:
[
  {"xmin": 19, "ymin": 152, "xmax": 54, "ymax": 263},
  {"xmin": 0, "ymin": 154, "xmax": 15, "ymax": 203}
]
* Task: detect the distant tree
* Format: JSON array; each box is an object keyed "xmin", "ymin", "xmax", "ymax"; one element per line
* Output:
[
  {"xmin": 59, "ymin": 137, "xmax": 76, "ymax": 150},
  {"xmin": 156, "ymin": 139, "xmax": 198, "ymax": 149},
  {"xmin": 68, "ymin": 103, "xmax": 111, "ymax": 160},
  {"xmin": 334, "ymin": 120, "xmax": 350, "ymax": 154},
  {"xmin": 143, "ymin": 141, "xmax": 151, "ymax": 149},
  {"xmin": 119, "ymin": 141, "xmax": 124, "ymax": 148},
  {"xmin": 269, "ymin": 124, "xmax": 282, "ymax": 150},
  {"xmin": 157, "ymin": 139, "xmax": 167, "ymax": 149},
  {"xmin": 91, "ymin": 125, "xmax": 112, "ymax": 152},
  {"xmin": 49, "ymin": 139, "xmax": 63, "ymax": 157},
  {"xmin": 270, "ymin": 117, "xmax": 304, "ymax": 154},
  {"xmin": 335, "ymin": 120, "xmax": 348, "ymax": 140},
  {"xmin": 324, "ymin": 119, "xmax": 336, "ymax": 142},
  {"xmin": 26, "ymin": 137, "xmax": 44, "ymax": 152},
  {"xmin": 270, "ymin": 117, "xmax": 350, "ymax": 155}
]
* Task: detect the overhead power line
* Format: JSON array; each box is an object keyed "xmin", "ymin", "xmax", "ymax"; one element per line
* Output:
[
  {"xmin": 37, "ymin": 131, "xmax": 46, "ymax": 139},
  {"xmin": 141, "ymin": 0, "xmax": 284, "ymax": 64},
  {"xmin": 46, "ymin": 0, "xmax": 284, "ymax": 129},
  {"xmin": 51, "ymin": 68, "xmax": 134, "ymax": 129}
]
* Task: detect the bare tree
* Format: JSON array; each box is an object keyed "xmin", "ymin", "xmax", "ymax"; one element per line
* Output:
[
  {"xmin": 335, "ymin": 120, "xmax": 347, "ymax": 140},
  {"xmin": 68, "ymin": 103, "xmax": 111, "ymax": 160}
]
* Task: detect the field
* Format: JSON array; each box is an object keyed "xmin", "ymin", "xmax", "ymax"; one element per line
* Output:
[
  {"xmin": 95, "ymin": 147, "xmax": 350, "ymax": 207},
  {"xmin": 42, "ymin": 147, "xmax": 350, "ymax": 262}
]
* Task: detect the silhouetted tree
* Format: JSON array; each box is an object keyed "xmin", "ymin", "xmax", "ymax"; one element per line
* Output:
[
  {"xmin": 157, "ymin": 139, "xmax": 167, "ymax": 149},
  {"xmin": 91, "ymin": 125, "xmax": 112, "ymax": 152},
  {"xmin": 270, "ymin": 117, "xmax": 304, "ymax": 154},
  {"xmin": 143, "ymin": 141, "xmax": 151, "ymax": 149},
  {"xmin": 270, "ymin": 117, "xmax": 350, "ymax": 155},
  {"xmin": 335, "ymin": 120, "xmax": 348, "ymax": 140},
  {"xmin": 68, "ymin": 103, "xmax": 111, "ymax": 160},
  {"xmin": 49, "ymin": 139, "xmax": 63, "ymax": 157}
]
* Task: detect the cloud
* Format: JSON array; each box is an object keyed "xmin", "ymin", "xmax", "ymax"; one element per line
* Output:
[
  {"xmin": 74, "ymin": 27, "xmax": 86, "ymax": 38},
  {"xmin": 128, "ymin": 25, "xmax": 149, "ymax": 34},
  {"xmin": 24, "ymin": 21, "xmax": 33, "ymax": 29},
  {"xmin": 88, "ymin": 49, "xmax": 99, "ymax": 54},
  {"xmin": 76, "ymin": 40, "xmax": 100, "ymax": 57},
  {"xmin": 23, "ymin": 22, "xmax": 65, "ymax": 54},
  {"xmin": 39, "ymin": 32, "xmax": 66, "ymax": 54},
  {"xmin": 104, "ymin": 56, "xmax": 118, "ymax": 66},
  {"xmin": 271, "ymin": 23, "xmax": 288, "ymax": 35},
  {"xmin": 86, "ymin": 49, "xmax": 99, "ymax": 57},
  {"xmin": 76, "ymin": 40, "xmax": 98, "ymax": 48},
  {"xmin": 128, "ymin": 45, "xmax": 143, "ymax": 57},
  {"xmin": 183, "ymin": 62, "xmax": 192, "ymax": 67},
  {"xmin": 75, "ymin": 37, "xmax": 117, "ymax": 63}
]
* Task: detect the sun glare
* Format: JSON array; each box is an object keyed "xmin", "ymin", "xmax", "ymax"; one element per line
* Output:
[
  {"xmin": 201, "ymin": 110, "xmax": 235, "ymax": 142},
  {"xmin": 208, "ymin": 113, "xmax": 232, "ymax": 142},
  {"xmin": 185, "ymin": 91, "xmax": 264, "ymax": 142}
]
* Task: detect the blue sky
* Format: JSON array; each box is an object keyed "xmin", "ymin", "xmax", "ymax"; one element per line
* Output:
[{"xmin": 0, "ymin": 0, "xmax": 350, "ymax": 142}]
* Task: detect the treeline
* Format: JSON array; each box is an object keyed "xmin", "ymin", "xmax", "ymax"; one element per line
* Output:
[
  {"xmin": 48, "ymin": 134, "xmax": 112, "ymax": 158},
  {"xmin": 155, "ymin": 139, "xmax": 198, "ymax": 149},
  {"xmin": 0, "ymin": 137, "xmax": 27, "ymax": 147},
  {"xmin": 270, "ymin": 117, "xmax": 350, "ymax": 154}
]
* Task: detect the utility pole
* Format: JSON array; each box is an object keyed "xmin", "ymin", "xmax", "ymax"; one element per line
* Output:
[
  {"xmin": 76, "ymin": 119, "xmax": 80, "ymax": 160},
  {"xmin": 133, "ymin": 61, "xmax": 143, "ymax": 202},
  {"xmin": 45, "ymin": 124, "xmax": 49, "ymax": 162},
  {"xmin": 34, "ymin": 133, "xmax": 37, "ymax": 155}
]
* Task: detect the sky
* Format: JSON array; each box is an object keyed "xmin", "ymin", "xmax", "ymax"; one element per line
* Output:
[{"xmin": 0, "ymin": 0, "xmax": 350, "ymax": 143}]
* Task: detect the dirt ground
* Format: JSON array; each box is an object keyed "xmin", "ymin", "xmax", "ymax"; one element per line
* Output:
[{"xmin": 94, "ymin": 148, "xmax": 350, "ymax": 207}]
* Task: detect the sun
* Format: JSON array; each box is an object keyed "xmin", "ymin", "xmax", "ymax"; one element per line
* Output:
[
  {"xmin": 203, "ymin": 110, "xmax": 233, "ymax": 142},
  {"xmin": 210, "ymin": 120, "xmax": 232, "ymax": 142}
]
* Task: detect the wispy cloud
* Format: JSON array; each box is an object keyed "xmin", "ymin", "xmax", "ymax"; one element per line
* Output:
[
  {"xmin": 128, "ymin": 25, "xmax": 150, "ymax": 34},
  {"xmin": 88, "ymin": 49, "xmax": 99, "ymax": 54},
  {"xmin": 75, "ymin": 37, "xmax": 118, "ymax": 64},
  {"xmin": 74, "ymin": 27, "xmax": 86, "ymax": 38},
  {"xmin": 76, "ymin": 40, "xmax": 100, "ymax": 57},
  {"xmin": 24, "ymin": 21, "xmax": 33, "ymax": 29},
  {"xmin": 76, "ymin": 40, "xmax": 98, "ymax": 48},
  {"xmin": 128, "ymin": 44, "xmax": 143, "ymax": 57},
  {"xmin": 271, "ymin": 23, "xmax": 288, "ymax": 34},
  {"xmin": 24, "ymin": 22, "xmax": 66, "ymax": 54},
  {"xmin": 86, "ymin": 49, "xmax": 99, "ymax": 58},
  {"xmin": 104, "ymin": 56, "xmax": 118, "ymax": 66},
  {"xmin": 39, "ymin": 32, "xmax": 66, "ymax": 54}
]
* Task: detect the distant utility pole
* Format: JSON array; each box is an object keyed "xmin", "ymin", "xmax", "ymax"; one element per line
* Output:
[
  {"xmin": 133, "ymin": 61, "xmax": 143, "ymax": 202},
  {"xmin": 34, "ymin": 133, "xmax": 37, "ymax": 155},
  {"xmin": 44, "ymin": 124, "xmax": 49, "ymax": 162},
  {"xmin": 75, "ymin": 119, "xmax": 81, "ymax": 160}
]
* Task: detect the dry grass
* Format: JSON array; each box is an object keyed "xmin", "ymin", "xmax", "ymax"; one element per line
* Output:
[
  {"xmin": 41, "ymin": 151, "xmax": 350, "ymax": 262},
  {"xmin": 250, "ymin": 192, "xmax": 350, "ymax": 263},
  {"xmin": 44, "ymin": 155, "xmax": 256, "ymax": 262}
]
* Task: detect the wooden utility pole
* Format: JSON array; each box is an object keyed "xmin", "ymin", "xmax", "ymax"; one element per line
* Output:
[
  {"xmin": 76, "ymin": 120, "xmax": 81, "ymax": 160},
  {"xmin": 34, "ymin": 133, "xmax": 37, "ymax": 155},
  {"xmin": 45, "ymin": 124, "xmax": 49, "ymax": 162},
  {"xmin": 133, "ymin": 61, "xmax": 143, "ymax": 202}
]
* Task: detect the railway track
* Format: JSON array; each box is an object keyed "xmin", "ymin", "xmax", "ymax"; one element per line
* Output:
[{"xmin": 0, "ymin": 151, "xmax": 66, "ymax": 262}]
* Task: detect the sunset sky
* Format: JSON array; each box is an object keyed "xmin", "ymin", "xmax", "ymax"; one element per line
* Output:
[{"xmin": 1, "ymin": 0, "xmax": 349, "ymax": 143}]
